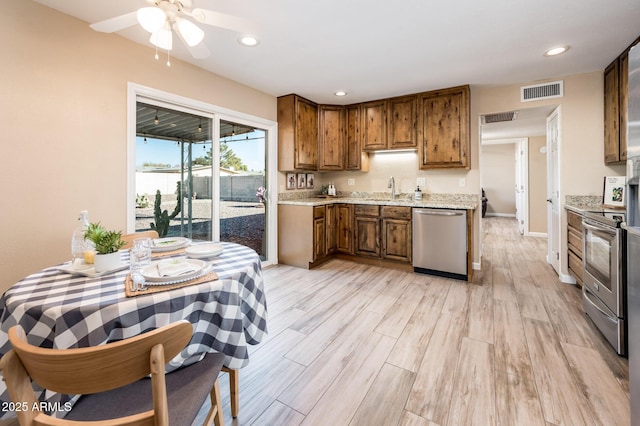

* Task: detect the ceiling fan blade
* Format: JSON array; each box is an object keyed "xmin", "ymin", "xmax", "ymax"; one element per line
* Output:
[
  {"xmin": 186, "ymin": 41, "xmax": 211, "ymax": 59},
  {"xmin": 90, "ymin": 11, "xmax": 138, "ymax": 33},
  {"xmin": 191, "ymin": 8, "xmax": 251, "ymax": 33},
  {"xmin": 173, "ymin": 23, "xmax": 210, "ymax": 58}
]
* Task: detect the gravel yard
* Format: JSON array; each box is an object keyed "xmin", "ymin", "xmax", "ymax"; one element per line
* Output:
[{"xmin": 136, "ymin": 200, "xmax": 265, "ymax": 256}]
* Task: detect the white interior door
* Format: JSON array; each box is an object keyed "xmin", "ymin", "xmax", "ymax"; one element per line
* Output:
[{"xmin": 547, "ymin": 109, "xmax": 560, "ymax": 272}]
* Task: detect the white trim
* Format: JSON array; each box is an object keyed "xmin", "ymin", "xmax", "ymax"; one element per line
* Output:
[
  {"xmin": 559, "ymin": 272, "xmax": 577, "ymax": 284},
  {"xmin": 472, "ymin": 261, "xmax": 481, "ymax": 270},
  {"xmin": 515, "ymin": 138, "xmax": 529, "ymax": 236},
  {"xmin": 527, "ymin": 232, "xmax": 548, "ymax": 238},
  {"xmin": 481, "ymin": 137, "xmax": 526, "ymax": 145},
  {"xmin": 485, "ymin": 213, "xmax": 517, "ymax": 218},
  {"xmin": 546, "ymin": 106, "xmax": 562, "ymax": 275},
  {"xmin": 127, "ymin": 83, "xmax": 279, "ymax": 266}
]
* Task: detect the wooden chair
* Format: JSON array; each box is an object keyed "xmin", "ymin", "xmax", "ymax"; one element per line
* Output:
[
  {"xmin": 222, "ymin": 367, "xmax": 239, "ymax": 418},
  {"xmin": 121, "ymin": 230, "xmax": 159, "ymax": 250},
  {"xmin": 0, "ymin": 321, "xmax": 225, "ymax": 426}
]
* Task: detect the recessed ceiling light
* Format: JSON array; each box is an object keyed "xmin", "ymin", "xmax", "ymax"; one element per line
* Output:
[
  {"xmin": 239, "ymin": 35, "xmax": 259, "ymax": 47},
  {"xmin": 544, "ymin": 45, "xmax": 569, "ymax": 57},
  {"xmin": 334, "ymin": 91, "xmax": 347, "ymax": 97}
]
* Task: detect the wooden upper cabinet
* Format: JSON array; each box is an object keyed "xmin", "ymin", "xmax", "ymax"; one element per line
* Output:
[
  {"xmin": 418, "ymin": 85, "xmax": 470, "ymax": 169},
  {"xmin": 362, "ymin": 96, "xmax": 417, "ymax": 151},
  {"xmin": 318, "ymin": 105, "xmax": 345, "ymax": 171},
  {"xmin": 362, "ymin": 100, "xmax": 387, "ymax": 150},
  {"xmin": 604, "ymin": 37, "xmax": 639, "ymax": 165},
  {"xmin": 387, "ymin": 95, "xmax": 417, "ymax": 149},
  {"xmin": 345, "ymin": 105, "xmax": 369, "ymax": 171},
  {"xmin": 620, "ymin": 51, "xmax": 629, "ymax": 162},
  {"xmin": 604, "ymin": 60, "xmax": 621, "ymax": 164},
  {"xmin": 277, "ymin": 94, "xmax": 318, "ymax": 171}
]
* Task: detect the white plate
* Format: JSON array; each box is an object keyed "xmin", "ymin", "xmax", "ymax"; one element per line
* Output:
[
  {"xmin": 151, "ymin": 237, "xmax": 191, "ymax": 252},
  {"xmin": 141, "ymin": 258, "xmax": 206, "ymax": 283},
  {"xmin": 57, "ymin": 261, "xmax": 128, "ymax": 278},
  {"xmin": 185, "ymin": 243, "xmax": 224, "ymax": 259}
]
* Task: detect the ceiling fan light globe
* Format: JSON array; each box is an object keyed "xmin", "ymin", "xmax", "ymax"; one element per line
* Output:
[
  {"xmin": 137, "ymin": 7, "xmax": 166, "ymax": 33},
  {"xmin": 177, "ymin": 18, "xmax": 205, "ymax": 47},
  {"xmin": 150, "ymin": 28, "xmax": 173, "ymax": 51}
]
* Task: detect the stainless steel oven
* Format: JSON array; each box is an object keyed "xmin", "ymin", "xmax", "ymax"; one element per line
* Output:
[{"xmin": 582, "ymin": 211, "xmax": 626, "ymax": 355}]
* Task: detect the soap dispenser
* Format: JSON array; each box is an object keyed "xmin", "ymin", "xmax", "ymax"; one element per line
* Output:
[{"xmin": 414, "ymin": 186, "xmax": 423, "ymax": 201}]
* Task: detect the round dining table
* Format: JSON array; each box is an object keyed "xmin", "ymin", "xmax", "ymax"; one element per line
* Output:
[{"xmin": 0, "ymin": 241, "xmax": 268, "ymax": 420}]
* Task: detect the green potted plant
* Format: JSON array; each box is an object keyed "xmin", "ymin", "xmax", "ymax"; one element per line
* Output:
[{"xmin": 84, "ymin": 222, "xmax": 126, "ymax": 272}]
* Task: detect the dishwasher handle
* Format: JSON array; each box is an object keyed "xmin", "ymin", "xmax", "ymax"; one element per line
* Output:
[{"xmin": 414, "ymin": 210, "xmax": 464, "ymax": 217}]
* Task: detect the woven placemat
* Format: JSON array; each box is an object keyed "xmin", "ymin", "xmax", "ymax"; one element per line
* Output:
[
  {"xmin": 124, "ymin": 270, "xmax": 219, "ymax": 297},
  {"xmin": 151, "ymin": 248, "xmax": 186, "ymax": 259}
]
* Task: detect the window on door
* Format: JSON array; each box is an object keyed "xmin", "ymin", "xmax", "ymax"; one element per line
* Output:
[
  {"xmin": 131, "ymin": 93, "xmax": 275, "ymax": 263},
  {"xmin": 135, "ymin": 102, "xmax": 214, "ymax": 241},
  {"xmin": 218, "ymin": 120, "xmax": 267, "ymax": 258}
]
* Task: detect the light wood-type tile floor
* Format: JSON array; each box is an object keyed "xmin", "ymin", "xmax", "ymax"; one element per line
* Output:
[
  {"xmin": 2, "ymin": 217, "xmax": 628, "ymax": 426},
  {"xmin": 204, "ymin": 217, "xmax": 630, "ymax": 426}
]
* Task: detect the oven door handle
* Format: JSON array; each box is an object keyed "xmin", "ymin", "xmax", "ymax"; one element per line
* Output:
[
  {"xmin": 582, "ymin": 220, "xmax": 617, "ymax": 236},
  {"xmin": 583, "ymin": 290, "xmax": 618, "ymax": 324}
]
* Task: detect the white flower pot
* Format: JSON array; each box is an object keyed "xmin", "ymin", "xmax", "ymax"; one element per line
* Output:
[{"xmin": 93, "ymin": 252, "xmax": 122, "ymax": 273}]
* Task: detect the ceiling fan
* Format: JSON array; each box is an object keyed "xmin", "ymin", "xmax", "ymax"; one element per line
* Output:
[{"xmin": 89, "ymin": 0, "xmax": 253, "ymax": 61}]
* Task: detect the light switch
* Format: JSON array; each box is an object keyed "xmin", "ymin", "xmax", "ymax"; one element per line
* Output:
[
  {"xmin": 348, "ymin": 179, "xmax": 355, "ymax": 186},
  {"xmin": 459, "ymin": 178, "xmax": 466, "ymax": 187},
  {"xmin": 417, "ymin": 177, "xmax": 426, "ymax": 187}
]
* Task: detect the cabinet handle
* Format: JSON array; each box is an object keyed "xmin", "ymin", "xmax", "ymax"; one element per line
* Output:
[{"xmin": 414, "ymin": 210, "xmax": 462, "ymax": 216}]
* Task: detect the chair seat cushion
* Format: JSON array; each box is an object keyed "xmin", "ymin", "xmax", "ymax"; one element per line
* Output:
[{"xmin": 65, "ymin": 352, "xmax": 225, "ymax": 426}]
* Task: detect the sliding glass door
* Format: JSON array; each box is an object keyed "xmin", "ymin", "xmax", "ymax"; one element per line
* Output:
[
  {"xmin": 218, "ymin": 120, "xmax": 267, "ymax": 258},
  {"xmin": 129, "ymin": 85, "xmax": 277, "ymax": 264},
  {"xmin": 134, "ymin": 102, "xmax": 214, "ymax": 241}
]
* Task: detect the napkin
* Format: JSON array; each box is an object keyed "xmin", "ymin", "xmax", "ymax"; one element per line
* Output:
[{"xmin": 156, "ymin": 259, "xmax": 198, "ymax": 277}]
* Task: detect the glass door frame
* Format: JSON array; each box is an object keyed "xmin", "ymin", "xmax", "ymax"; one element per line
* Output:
[{"xmin": 127, "ymin": 83, "xmax": 279, "ymax": 266}]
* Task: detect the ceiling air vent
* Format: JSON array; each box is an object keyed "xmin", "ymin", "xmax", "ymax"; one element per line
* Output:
[
  {"xmin": 481, "ymin": 111, "xmax": 518, "ymax": 124},
  {"xmin": 521, "ymin": 81, "xmax": 564, "ymax": 102}
]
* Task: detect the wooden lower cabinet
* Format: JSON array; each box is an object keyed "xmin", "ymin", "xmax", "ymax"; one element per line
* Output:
[
  {"xmin": 381, "ymin": 206, "xmax": 412, "ymax": 263},
  {"xmin": 313, "ymin": 206, "xmax": 326, "ymax": 262},
  {"xmin": 355, "ymin": 217, "xmax": 381, "ymax": 257},
  {"xmin": 336, "ymin": 204, "xmax": 354, "ymax": 254},
  {"xmin": 278, "ymin": 203, "xmax": 413, "ymax": 269},
  {"xmin": 566, "ymin": 210, "xmax": 584, "ymax": 287},
  {"xmin": 326, "ymin": 204, "xmax": 336, "ymax": 255}
]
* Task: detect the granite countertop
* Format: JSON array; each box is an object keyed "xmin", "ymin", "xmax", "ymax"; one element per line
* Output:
[
  {"xmin": 564, "ymin": 195, "xmax": 626, "ymax": 215},
  {"xmin": 278, "ymin": 192, "xmax": 478, "ymax": 210}
]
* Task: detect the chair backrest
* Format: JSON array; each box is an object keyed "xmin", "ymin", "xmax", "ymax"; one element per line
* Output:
[
  {"xmin": 121, "ymin": 230, "xmax": 159, "ymax": 250},
  {"xmin": 1, "ymin": 321, "xmax": 193, "ymax": 425}
]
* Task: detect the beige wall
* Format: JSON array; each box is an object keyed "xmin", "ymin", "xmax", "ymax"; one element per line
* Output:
[
  {"xmin": 481, "ymin": 143, "xmax": 516, "ymax": 216},
  {"xmin": 529, "ymin": 136, "xmax": 547, "ymax": 234},
  {"xmin": 0, "ymin": 1, "xmax": 276, "ymax": 293},
  {"xmin": 471, "ymin": 73, "xmax": 624, "ymax": 279},
  {"xmin": 2, "ymin": 2, "xmax": 626, "ymax": 290}
]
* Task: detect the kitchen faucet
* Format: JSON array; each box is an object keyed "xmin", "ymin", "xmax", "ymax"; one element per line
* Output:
[{"xmin": 388, "ymin": 176, "xmax": 396, "ymax": 199}]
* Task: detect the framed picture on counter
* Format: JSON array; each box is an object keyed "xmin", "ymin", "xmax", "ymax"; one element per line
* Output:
[
  {"xmin": 306, "ymin": 173, "xmax": 315, "ymax": 189},
  {"xmin": 297, "ymin": 173, "xmax": 306, "ymax": 189},
  {"xmin": 286, "ymin": 173, "xmax": 296, "ymax": 190},
  {"xmin": 603, "ymin": 176, "xmax": 626, "ymax": 208}
]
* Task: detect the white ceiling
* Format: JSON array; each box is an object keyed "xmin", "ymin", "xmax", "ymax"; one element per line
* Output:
[
  {"xmin": 33, "ymin": 0, "xmax": 640, "ymax": 109},
  {"xmin": 35, "ymin": 0, "xmax": 640, "ymax": 139}
]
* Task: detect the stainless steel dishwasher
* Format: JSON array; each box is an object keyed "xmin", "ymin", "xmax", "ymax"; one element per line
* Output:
[{"xmin": 412, "ymin": 208, "xmax": 467, "ymax": 280}]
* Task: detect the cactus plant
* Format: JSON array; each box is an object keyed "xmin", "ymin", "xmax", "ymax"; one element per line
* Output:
[{"xmin": 150, "ymin": 183, "xmax": 182, "ymax": 237}]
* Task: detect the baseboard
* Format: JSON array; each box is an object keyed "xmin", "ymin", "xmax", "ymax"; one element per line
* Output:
[
  {"xmin": 559, "ymin": 272, "xmax": 577, "ymax": 285},
  {"xmin": 485, "ymin": 213, "xmax": 517, "ymax": 218},
  {"xmin": 526, "ymin": 232, "xmax": 548, "ymax": 238}
]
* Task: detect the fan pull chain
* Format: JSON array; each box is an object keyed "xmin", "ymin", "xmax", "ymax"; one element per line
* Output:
[
  {"xmin": 166, "ymin": 49, "xmax": 171, "ymax": 67},
  {"xmin": 155, "ymin": 44, "xmax": 159, "ymax": 61}
]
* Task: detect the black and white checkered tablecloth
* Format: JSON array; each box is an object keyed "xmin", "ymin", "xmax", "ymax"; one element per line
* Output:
[{"xmin": 0, "ymin": 242, "xmax": 268, "ymax": 419}]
